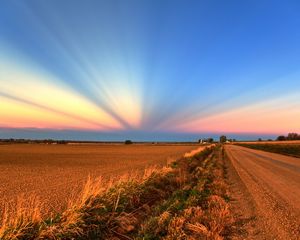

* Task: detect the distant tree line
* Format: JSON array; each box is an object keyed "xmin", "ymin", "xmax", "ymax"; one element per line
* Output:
[
  {"xmin": 219, "ymin": 135, "xmax": 236, "ymax": 143},
  {"xmin": 258, "ymin": 138, "xmax": 273, "ymax": 141},
  {"xmin": 276, "ymin": 133, "xmax": 300, "ymax": 141},
  {"xmin": 0, "ymin": 138, "xmax": 68, "ymax": 144}
]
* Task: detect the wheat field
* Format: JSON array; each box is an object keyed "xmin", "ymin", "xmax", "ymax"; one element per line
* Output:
[{"xmin": 0, "ymin": 143, "xmax": 197, "ymax": 217}]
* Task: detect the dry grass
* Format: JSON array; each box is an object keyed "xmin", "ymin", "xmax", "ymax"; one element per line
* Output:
[
  {"xmin": 136, "ymin": 146, "xmax": 232, "ymax": 240},
  {"xmin": 0, "ymin": 143, "xmax": 197, "ymax": 217},
  {"xmin": 1, "ymin": 165, "xmax": 173, "ymax": 239},
  {"xmin": 184, "ymin": 146, "xmax": 204, "ymax": 157},
  {"xmin": 0, "ymin": 195, "xmax": 42, "ymax": 239}
]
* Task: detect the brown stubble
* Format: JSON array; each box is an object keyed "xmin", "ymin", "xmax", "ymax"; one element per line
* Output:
[{"xmin": 0, "ymin": 143, "xmax": 197, "ymax": 218}]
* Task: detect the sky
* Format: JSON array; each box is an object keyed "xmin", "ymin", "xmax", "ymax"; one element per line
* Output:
[{"xmin": 0, "ymin": 0, "xmax": 300, "ymax": 141}]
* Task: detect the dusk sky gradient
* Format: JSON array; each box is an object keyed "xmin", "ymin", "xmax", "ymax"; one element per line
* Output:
[{"xmin": 0, "ymin": 0, "xmax": 300, "ymax": 141}]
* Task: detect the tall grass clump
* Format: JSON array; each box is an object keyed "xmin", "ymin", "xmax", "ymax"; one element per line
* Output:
[{"xmin": 0, "ymin": 195, "xmax": 42, "ymax": 239}]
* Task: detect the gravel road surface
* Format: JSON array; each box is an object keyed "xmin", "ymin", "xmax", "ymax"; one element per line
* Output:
[{"xmin": 225, "ymin": 145, "xmax": 300, "ymax": 240}]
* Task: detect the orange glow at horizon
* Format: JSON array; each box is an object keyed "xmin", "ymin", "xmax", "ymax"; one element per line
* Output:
[
  {"xmin": 0, "ymin": 62, "xmax": 124, "ymax": 131},
  {"xmin": 0, "ymin": 96, "xmax": 115, "ymax": 130},
  {"xmin": 174, "ymin": 96, "xmax": 300, "ymax": 134},
  {"xmin": 0, "ymin": 58, "xmax": 148, "ymax": 131}
]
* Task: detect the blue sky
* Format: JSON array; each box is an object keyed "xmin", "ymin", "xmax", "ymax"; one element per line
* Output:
[{"xmin": 0, "ymin": 0, "xmax": 299, "ymax": 141}]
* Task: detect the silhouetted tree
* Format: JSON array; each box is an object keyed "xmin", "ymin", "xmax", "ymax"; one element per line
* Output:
[
  {"xmin": 276, "ymin": 133, "xmax": 300, "ymax": 141},
  {"xmin": 287, "ymin": 133, "xmax": 300, "ymax": 140},
  {"xmin": 125, "ymin": 140, "xmax": 133, "ymax": 144},
  {"xmin": 276, "ymin": 135, "xmax": 286, "ymax": 141},
  {"xmin": 219, "ymin": 135, "xmax": 227, "ymax": 143}
]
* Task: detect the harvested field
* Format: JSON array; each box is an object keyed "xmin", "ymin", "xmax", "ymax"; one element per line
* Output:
[
  {"xmin": 235, "ymin": 142, "xmax": 300, "ymax": 158},
  {"xmin": 233, "ymin": 140, "xmax": 300, "ymax": 145},
  {"xmin": 0, "ymin": 143, "xmax": 197, "ymax": 217},
  {"xmin": 0, "ymin": 145, "xmax": 233, "ymax": 240}
]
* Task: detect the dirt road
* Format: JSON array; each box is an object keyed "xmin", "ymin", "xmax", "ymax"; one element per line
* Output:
[{"xmin": 225, "ymin": 145, "xmax": 300, "ymax": 240}]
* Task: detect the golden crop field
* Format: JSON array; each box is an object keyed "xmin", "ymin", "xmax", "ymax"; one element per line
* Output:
[{"xmin": 0, "ymin": 143, "xmax": 198, "ymax": 217}]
